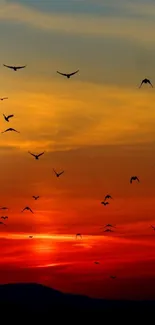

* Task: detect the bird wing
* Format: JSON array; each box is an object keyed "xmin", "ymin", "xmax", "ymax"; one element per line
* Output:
[
  {"xmin": 29, "ymin": 208, "xmax": 34, "ymax": 213},
  {"xmin": 130, "ymin": 177, "xmax": 133, "ymax": 183},
  {"xmin": 11, "ymin": 128, "xmax": 19, "ymax": 133},
  {"xmin": 53, "ymin": 168, "xmax": 57, "ymax": 175},
  {"xmin": 37, "ymin": 152, "xmax": 44, "ymax": 157},
  {"xmin": 57, "ymin": 71, "xmax": 67, "ymax": 77},
  {"xmin": 139, "ymin": 80, "xmax": 144, "ymax": 88},
  {"xmin": 28, "ymin": 151, "xmax": 36, "ymax": 157},
  {"xmin": 16, "ymin": 65, "xmax": 26, "ymax": 69},
  {"xmin": 21, "ymin": 208, "xmax": 26, "ymax": 212},
  {"xmin": 1, "ymin": 217, "xmax": 4, "ymax": 219},
  {"xmin": 136, "ymin": 177, "xmax": 140, "ymax": 182},
  {"xmin": 58, "ymin": 171, "xmax": 64, "ymax": 176},
  {"xmin": 148, "ymin": 80, "xmax": 153, "ymax": 87},
  {"xmin": 69, "ymin": 69, "xmax": 79, "ymax": 76},
  {"xmin": 3, "ymin": 64, "xmax": 14, "ymax": 69},
  {"xmin": 7, "ymin": 115, "xmax": 14, "ymax": 119}
]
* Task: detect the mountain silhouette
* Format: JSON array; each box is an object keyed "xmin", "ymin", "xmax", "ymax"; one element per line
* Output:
[{"xmin": 0, "ymin": 282, "xmax": 155, "ymax": 319}]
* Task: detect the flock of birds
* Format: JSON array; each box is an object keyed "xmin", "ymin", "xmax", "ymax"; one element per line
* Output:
[{"xmin": 0, "ymin": 62, "xmax": 154, "ymax": 276}]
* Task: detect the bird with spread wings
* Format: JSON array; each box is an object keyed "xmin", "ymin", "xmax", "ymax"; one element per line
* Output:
[
  {"xmin": 57, "ymin": 69, "xmax": 79, "ymax": 79},
  {"xmin": 3, "ymin": 64, "xmax": 26, "ymax": 71}
]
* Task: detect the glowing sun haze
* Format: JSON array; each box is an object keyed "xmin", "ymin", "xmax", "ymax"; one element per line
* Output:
[{"xmin": 0, "ymin": 0, "xmax": 155, "ymax": 299}]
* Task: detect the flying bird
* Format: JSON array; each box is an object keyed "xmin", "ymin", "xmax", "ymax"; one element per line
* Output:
[
  {"xmin": 57, "ymin": 70, "xmax": 79, "ymax": 79},
  {"xmin": 104, "ymin": 224, "xmax": 115, "ymax": 228},
  {"xmin": 28, "ymin": 151, "xmax": 44, "ymax": 160},
  {"xmin": 0, "ymin": 97, "xmax": 8, "ymax": 101},
  {"xmin": 0, "ymin": 207, "xmax": 8, "ymax": 210},
  {"xmin": 110, "ymin": 275, "xmax": 116, "ymax": 279},
  {"xmin": 1, "ymin": 128, "xmax": 19, "ymax": 133},
  {"xmin": 21, "ymin": 206, "xmax": 34, "ymax": 213},
  {"xmin": 1, "ymin": 216, "xmax": 8, "ymax": 220},
  {"xmin": 76, "ymin": 233, "xmax": 82, "ymax": 239},
  {"xmin": 53, "ymin": 169, "xmax": 64, "ymax": 178},
  {"xmin": 130, "ymin": 176, "xmax": 140, "ymax": 184},
  {"xmin": 29, "ymin": 235, "xmax": 33, "ymax": 239},
  {"xmin": 139, "ymin": 78, "xmax": 153, "ymax": 88},
  {"xmin": 3, "ymin": 64, "xmax": 26, "ymax": 71},
  {"xmin": 94, "ymin": 261, "xmax": 100, "ymax": 265},
  {"xmin": 104, "ymin": 229, "xmax": 113, "ymax": 232},
  {"xmin": 101, "ymin": 201, "xmax": 109, "ymax": 206},
  {"xmin": 3, "ymin": 114, "xmax": 14, "ymax": 122},
  {"xmin": 32, "ymin": 196, "xmax": 39, "ymax": 200},
  {"xmin": 104, "ymin": 194, "xmax": 113, "ymax": 200}
]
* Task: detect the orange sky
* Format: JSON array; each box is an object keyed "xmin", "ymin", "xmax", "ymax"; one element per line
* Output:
[{"xmin": 0, "ymin": 0, "xmax": 155, "ymax": 299}]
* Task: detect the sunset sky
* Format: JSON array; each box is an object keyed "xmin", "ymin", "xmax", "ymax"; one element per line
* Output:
[{"xmin": 0, "ymin": 0, "xmax": 155, "ymax": 299}]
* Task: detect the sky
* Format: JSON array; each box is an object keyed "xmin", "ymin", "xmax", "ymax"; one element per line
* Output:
[{"xmin": 0, "ymin": 0, "xmax": 155, "ymax": 299}]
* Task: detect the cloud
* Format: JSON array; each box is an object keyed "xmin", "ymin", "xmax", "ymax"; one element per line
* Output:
[{"xmin": 1, "ymin": 1, "xmax": 155, "ymax": 44}]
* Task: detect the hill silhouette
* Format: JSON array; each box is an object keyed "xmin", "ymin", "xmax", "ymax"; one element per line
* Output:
[{"xmin": 0, "ymin": 282, "xmax": 155, "ymax": 319}]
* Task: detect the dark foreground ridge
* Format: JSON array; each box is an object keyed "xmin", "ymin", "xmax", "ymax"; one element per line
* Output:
[{"xmin": 0, "ymin": 283, "xmax": 154, "ymax": 318}]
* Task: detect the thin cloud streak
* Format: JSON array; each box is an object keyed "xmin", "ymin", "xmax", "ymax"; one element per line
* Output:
[{"xmin": 0, "ymin": 2, "xmax": 155, "ymax": 43}]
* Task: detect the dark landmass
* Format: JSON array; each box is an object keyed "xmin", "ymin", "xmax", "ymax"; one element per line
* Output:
[{"xmin": 0, "ymin": 283, "xmax": 154, "ymax": 319}]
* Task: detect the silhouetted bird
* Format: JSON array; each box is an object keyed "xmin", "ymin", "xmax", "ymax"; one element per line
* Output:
[
  {"xmin": 53, "ymin": 169, "xmax": 64, "ymax": 178},
  {"xmin": 94, "ymin": 261, "xmax": 100, "ymax": 265},
  {"xmin": 29, "ymin": 235, "xmax": 33, "ymax": 239},
  {"xmin": 139, "ymin": 78, "xmax": 153, "ymax": 88},
  {"xmin": 104, "ymin": 229, "xmax": 113, "ymax": 232},
  {"xmin": 3, "ymin": 114, "xmax": 14, "ymax": 122},
  {"xmin": 76, "ymin": 233, "xmax": 82, "ymax": 239},
  {"xmin": 0, "ymin": 97, "xmax": 8, "ymax": 101},
  {"xmin": 1, "ymin": 128, "xmax": 19, "ymax": 133},
  {"xmin": 130, "ymin": 176, "xmax": 139, "ymax": 184},
  {"xmin": 28, "ymin": 151, "xmax": 44, "ymax": 160},
  {"xmin": 104, "ymin": 224, "xmax": 115, "ymax": 228},
  {"xmin": 21, "ymin": 206, "xmax": 34, "ymax": 213},
  {"xmin": 1, "ymin": 216, "xmax": 8, "ymax": 220},
  {"xmin": 57, "ymin": 70, "xmax": 79, "ymax": 79},
  {"xmin": 104, "ymin": 194, "xmax": 113, "ymax": 200},
  {"xmin": 32, "ymin": 196, "xmax": 39, "ymax": 200},
  {"xmin": 101, "ymin": 201, "xmax": 109, "ymax": 206},
  {"xmin": 110, "ymin": 275, "xmax": 116, "ymax": 279},
  {"xmin": 3, "ymin": 64, "xmax": 26, "ymax": 71},
  {"xmin": 0, "ymin": 207, "xmax": 8, "ymax": 210}
]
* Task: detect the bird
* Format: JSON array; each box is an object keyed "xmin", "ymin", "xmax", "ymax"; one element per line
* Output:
[
  {"xmin": 3, "ymin": 114, "xmax": 14, "ymax": 122},
  {"xmin": 139, "ymin": 78, "xmax": 153, "ymax": 88},
  {"xmin": 1, "ymin": 216, "xmax": 8, "ymax": 220},
  {"xmin": 29, "ymin": 235, "xmax": 33, "ymax": 239},
  {"xmin": 94, "ymin": 261, "xmax": 100, "ymax": 265},
  {"xmin": 104, "ymin": 194, "xmax": 113, "ymax": 200},
  {"xmin": 76, "ymin": 233, "xmax": 82, "ymax": 239},
  {"xmin": 101, "ymin": 201, "xmax": 109, "ymax": 206},
  {"xmin": 21, "ymin": 206, "xmax": 34, "ymax": 213},
  {"xmin": 110, "ymin": 275, "xmax": 116, "ymax": 279},
  {"xmin": 32, "ymin": 196, "xmax": 39, "ymax": 200},
  {"xmin": 3, "ymin": 64, "xmax": 26, "ymax": 71},
  {"xmin": 130, "ymin": 176, "xmax": 140, "ymax": 184},
  {"xmin": 57, "ymin": 70, "xmax": 79, "ymax": 79},
  {"xmin": 104, "ymin": 229, "xmax": 113, "ymax": 232},
  {"xmin": 53, "ymin": 169, "xmax": 64, "ymax": 178},
  {"xmin": 28, "ymin": 151, "xmax": 44, "ymax": 160},
  {"xmin": 1, "ymin": 128, "xmax": 19, "ymax": 133},
  {"xmin": 0, "ymin": 207, "xmax": 8, "ymax": 210},
  {"xmin": 104, "ymin": 224, "xmax": 115, "ymax": 228},
  {"xmin": 0, "ymin": 97, "xmax": 8, "ymax": 101}
]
